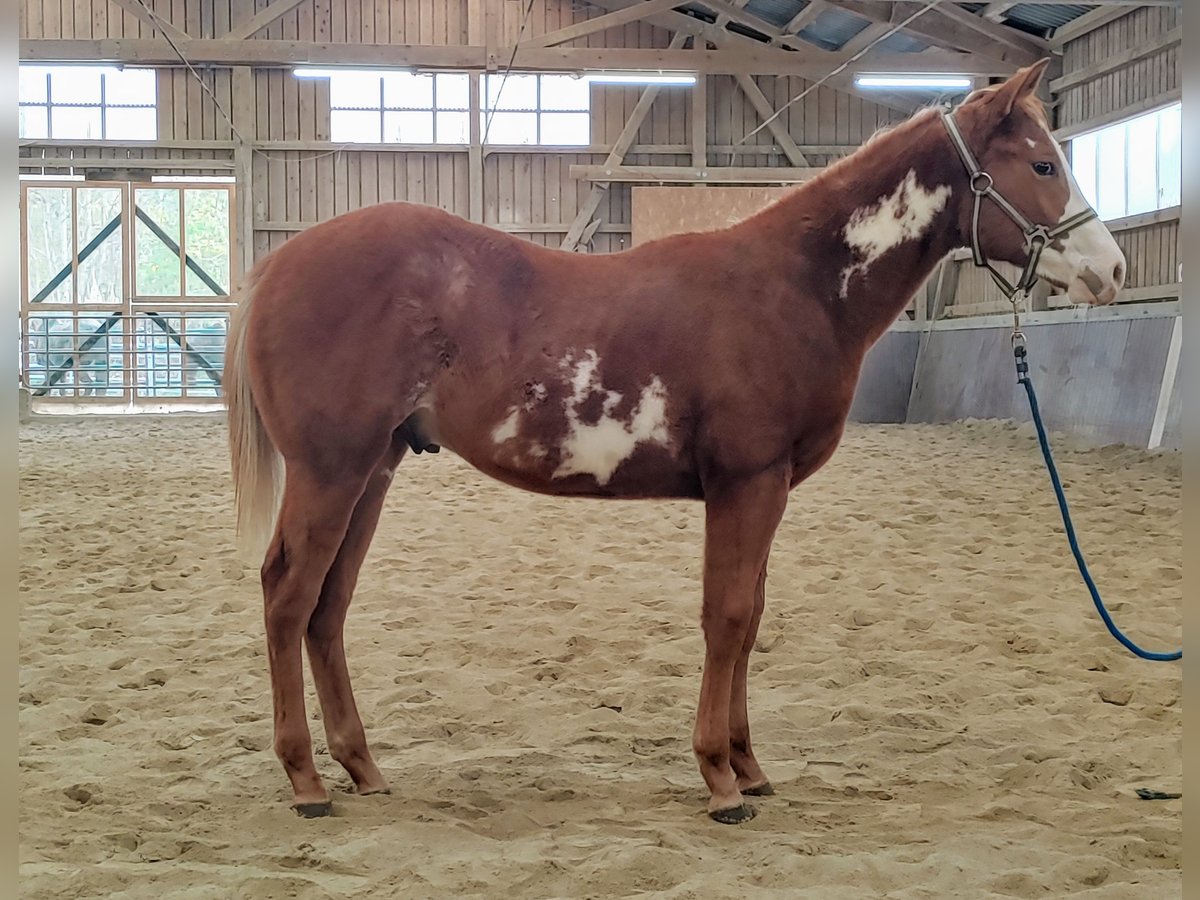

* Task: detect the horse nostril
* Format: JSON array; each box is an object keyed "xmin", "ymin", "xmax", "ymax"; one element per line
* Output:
[{"xmin": 1113, "ymin": 261, "xmax": 1126, "ymax": 286}]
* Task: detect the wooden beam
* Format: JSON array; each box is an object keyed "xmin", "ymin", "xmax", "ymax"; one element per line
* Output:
[
  {"xmin": 18, "ymin": 38, "xmax": 1015, "ymax": 75},
  {"xmin": 1049, "ymin": 7, "xmax": 1133, "ymax": 47},
  {"xmin": 570, "ymin": 164, "xmax": 820, "ymax": 183},
  {"xmin": 560, "ymin": 31, "xmax": 690, "ymax": 251},
  {"xmin": 225, "ymin": 0, "xmax": 310, "ymax": 41},
  {"xmin": 231, "ymin": 67, "xmax": 255, "ymax": 279},
  {"xmin": 19, "ymin": 157, "xmax": 236, "ymax": 169},
  {"xmin": 692, "ymin": 50, "xmax": 707, "ymax": 168},
  {"xmin": 106, "ymin": 0, "xmax": 191, "ymax": 43},
  {"xmin": 833, "ymin": 1, "xmax": 1043, "ymax": 65},
  {"xmin": 1049, "ymin": 27, "xmax": 1180, "ymax": 93},
  {"xmin": 581, "ymin": 0, "xmax": 941, "ymax": 111},
  {"xmin": 525, "ymin": 0, "xmax": 683, "ymax": 48},
  {"xmin": 693, "ymin": 0, "xmax": 819, "ymax": 50},
  {"xmin": 784, "ymin": 1, "xmax": 826, "ymax": 34},
  {"xmin": 928, "ymin": 3, "xmax": 1050, "ymax": 56},
  {"xmin": 980, "ymin": 2, "xmax": 1017, "ymax": 22},
  {"xmin": 734, "ymin": 74, "xmax": 808, "ymax": 166},
  {"xmin": 468, "ymin": 72, "xmax": 483, "ymax": 222}
]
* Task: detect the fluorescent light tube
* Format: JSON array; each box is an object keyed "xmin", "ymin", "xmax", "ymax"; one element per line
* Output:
[
  {"xmin": 855, "ymin": 75, "xmax": 973, "ymax": 90},
  {"xmin": 583, "ymin": 73, "xmax": 695, "ymax": 85}
]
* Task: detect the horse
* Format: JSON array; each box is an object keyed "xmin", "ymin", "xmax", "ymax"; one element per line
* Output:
[{"xmin": 225, "ymin": 59, "xmax": 1125, "ymax": 824}]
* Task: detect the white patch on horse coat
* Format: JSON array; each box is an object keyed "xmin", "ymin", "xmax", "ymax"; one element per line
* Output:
[
  {"xmin": 492, "ymin": 407, "xmax": 521, "ymax": 444},
  {"xmin": 553, "ymin": 350, "xmax": 670, "ymax": 485},
  {"xmin": 1025, "ymin": 137, "xmax": 1038, "ymax": 149},
  {"xmin": 838, "ymin": 169, "xmax": 952, "ymax": 298}
]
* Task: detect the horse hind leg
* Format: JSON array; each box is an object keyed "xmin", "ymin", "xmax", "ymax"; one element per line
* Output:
[
  {"xmin": 305, "ymin": 435, "xmax": 409, "ymax": 798},
  {"xmin": 261, "ymin": 465, "xmax": 373, "ymax": 817}
]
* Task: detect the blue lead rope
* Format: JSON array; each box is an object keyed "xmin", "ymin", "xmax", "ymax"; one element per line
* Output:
[{"xmin": 1013, "ymin": 341, "xmax": 1181, "ymax": 662}]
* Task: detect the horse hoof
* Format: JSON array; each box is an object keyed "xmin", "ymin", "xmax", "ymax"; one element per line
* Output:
[
  {"xmin": 743, "ymin": 782, "xmax": 775, "ymax": 797},
  {"xmin": 359, "ymin": 786, "xmax": 391, "ymax": 797},
  {"xmin": 709, "ymin": 803, "xmax": 757, "ymax": 825},
  {"xmin": 293, "ymin": 800, "xmax": 333, "ymax": 818}
]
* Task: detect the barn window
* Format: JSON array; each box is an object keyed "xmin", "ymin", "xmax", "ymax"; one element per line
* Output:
[
  {"xmin": 1070, "ymin": 102, "xmax": 1181, "ymax": 221},
  {"xmin": 316, "ymin": 70, "xmax": 471, "ymax": 145},
  {"xmin": 19, "ymin": 65, "xmax": 158, "ymax": 141},
  {"xmin": 482, "ymin": 73, "xmax": 590, "ymax": 146}
]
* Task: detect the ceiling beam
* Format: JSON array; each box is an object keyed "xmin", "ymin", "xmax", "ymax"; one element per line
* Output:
[
  {"xmin": 929, "ymin": 2, "xmax": 1050, "ymax": 56},
  {"xmin": 581, "ymin": 0, "xmax": 948, "ymax": 110},
  {"xmin": 19, "ymin": 38, "xmax": 1015, "ymax": 75},
  {"xmin": 832, "ymin": 1, "xmax": 1044, "ymax": 66},
  {"xmin": 784, "ymin": 1, "xmax": 827, "ymax": 34},
  {"xmin": 570, "ymin": 164, "xmax": 821, "ymax": 183},
  {"xmin": 525, "ymin": 0, "xmax": 684, "ymax": 48},
  {"xmin": 734, "ymin": 74, "xmax": 810, "ymax": 165},
  {"xmin": 980, "ymin": 1, "xmax": 1017, "ymax": 22}
]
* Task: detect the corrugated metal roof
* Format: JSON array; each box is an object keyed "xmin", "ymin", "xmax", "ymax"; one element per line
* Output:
[
  {"xmin": 876, "ymin": 31, "xmax": 931, "ymax": 54},
  {"xmin": 743, "ymin": 0, "xmax": 809, "ymax": 30},
  {"xmin": 797, "ymin": 6, "xmax": 870, "ymax": 52},
  {"xmin": 1005, "ymin": 3, "xmax": 1095, "ymax": 35}
]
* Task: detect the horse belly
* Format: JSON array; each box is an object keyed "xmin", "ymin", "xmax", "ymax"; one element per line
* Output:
[{"xmin": 433, "ymin": 394, "xmax": 700, "ymax": 500}]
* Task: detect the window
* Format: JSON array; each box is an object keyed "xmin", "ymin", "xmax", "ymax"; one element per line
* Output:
[
  {"xmin": 483, "ymin": 73, "xmax": 590, "ymax": 146},
  {"xmin": 1070, "ymin": 102, "xmax": 1181, "ymax": 221},
  {"xmin": 324, "ymin": 71, "xmax": 470, "ymax": 144},
  {"xmin": 19, "ymin": 65, "xmax": 158, "ymax": 140}
]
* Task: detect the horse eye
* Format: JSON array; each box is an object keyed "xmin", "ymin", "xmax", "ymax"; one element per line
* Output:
[{"xmin": 1032, "ymin": 161, "xmax": 1056, "ymax": 176}]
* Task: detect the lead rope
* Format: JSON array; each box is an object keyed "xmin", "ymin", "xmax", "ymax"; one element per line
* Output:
[{"xmin": 1010, "ymin": 305, "xmax": 1181, "ymax": 662}]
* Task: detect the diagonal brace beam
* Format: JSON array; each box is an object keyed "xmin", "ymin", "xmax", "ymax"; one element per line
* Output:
[
  {"xmin": 226, "ymin": 0, "xmax": 310, "ymax": 41},
  {"xmin": 527, "ymin": 0, "xmax": 684, "ymax": 48}
]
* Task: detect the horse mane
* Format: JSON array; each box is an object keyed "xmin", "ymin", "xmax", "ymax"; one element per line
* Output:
[{"xmin": 741, "ymin": 86, "xmax": 1051, "ymax": 226}]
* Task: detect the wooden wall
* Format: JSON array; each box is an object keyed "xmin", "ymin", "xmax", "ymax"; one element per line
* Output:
[
  {"xmin": 19, "ymin": 0, "xmax": 906, "ymax": 260},
  {"xmin": 1052, "ymin": 6, "xmax": 1180, "ymax": 305}
]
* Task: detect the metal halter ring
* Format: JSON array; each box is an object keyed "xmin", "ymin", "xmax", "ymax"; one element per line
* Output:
[{"xmin": 970, "ymin": 172, "xmax": 994, "ymax": 195}]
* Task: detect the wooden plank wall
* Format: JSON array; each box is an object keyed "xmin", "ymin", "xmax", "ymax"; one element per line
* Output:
[
  {"xmin": 20, "ymin": 0, "xmax": 907, "ymax": 261},
  {"xmin": 1057, "ymin": 5, "xmax": 1181, "ymax": 132}
]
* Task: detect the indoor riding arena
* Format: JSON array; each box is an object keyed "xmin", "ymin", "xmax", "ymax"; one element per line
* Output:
[{"xmin": 18, "ymin": 1, "xmax": 1182, "ymax": 898}]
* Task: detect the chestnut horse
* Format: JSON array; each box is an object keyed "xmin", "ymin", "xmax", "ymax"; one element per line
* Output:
[{"xmin": 226, "ymin": 61, "xmax": 1124, "ymax": 824}]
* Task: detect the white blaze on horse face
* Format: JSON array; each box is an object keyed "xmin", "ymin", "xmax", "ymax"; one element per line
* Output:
[
  {"xmin": 553, "ymin": 350, "xmax": 670, "ymax": 485},
  {"xmin": 1033, "ymin": 128, "xmax": 1126, "ymax": 305},
  {"xmin": 839, "ymin": 169, "xmax": 952, "ymax": 298}
]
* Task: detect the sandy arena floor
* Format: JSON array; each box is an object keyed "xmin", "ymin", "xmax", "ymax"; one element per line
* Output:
[{"xmin": 19, "ymin": 416, "xmax": 1181, "ymax": 899}]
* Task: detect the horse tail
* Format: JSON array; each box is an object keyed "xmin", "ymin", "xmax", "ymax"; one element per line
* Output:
[{"xmin": 225, "ymin": 263, "xmax": 282, "ymax": 556}]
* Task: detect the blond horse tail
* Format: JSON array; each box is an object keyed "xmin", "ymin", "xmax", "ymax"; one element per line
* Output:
[{"xmin": 225, "ymin": 265, "xmax": 282, "ymax": 556}]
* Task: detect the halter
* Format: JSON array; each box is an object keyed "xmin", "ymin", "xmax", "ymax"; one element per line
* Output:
[{"xmin": 940, "ymin": 109, "xmax": 1098, "ymax": 303}]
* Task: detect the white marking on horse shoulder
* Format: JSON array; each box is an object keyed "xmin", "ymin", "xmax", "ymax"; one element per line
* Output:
[
  {"xmin": 553, "ymin": 350, "xmax": 670, "ymax": 485},
  {"xmin": 839, "ymin": 169, "xmax": 952, "ymax": 298},
  {"xmin": 492, "ymin": 407, "xmax": 521, "ymax": 444}
]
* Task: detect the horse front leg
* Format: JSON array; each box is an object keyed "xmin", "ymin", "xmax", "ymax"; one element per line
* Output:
[
  {"xmin": 729, "ymin": 561, "xmax": 773, "ymax": 796},
  {"xmin": 693, "ymin": 468, "xmax": 788, "ymax": 824}
]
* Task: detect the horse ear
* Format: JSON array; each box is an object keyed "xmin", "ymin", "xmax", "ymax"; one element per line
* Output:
[{"xmin": 993, "ymin": 58, "xmax": 1051, "ymax": 117}]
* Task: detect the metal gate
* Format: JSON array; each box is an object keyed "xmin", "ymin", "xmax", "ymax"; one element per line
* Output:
[{"xmin": 19, "ymin": 180, "xmax": 236, "ymax": 413}]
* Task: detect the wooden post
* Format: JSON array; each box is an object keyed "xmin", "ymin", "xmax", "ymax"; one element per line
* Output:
[
  {"xmin": 231, "ymin": 66, "xmax": 256, "ymax": 281},
  {"xmin": 468, "ymin": 73, "xmax": 484, "ymax": 223}
]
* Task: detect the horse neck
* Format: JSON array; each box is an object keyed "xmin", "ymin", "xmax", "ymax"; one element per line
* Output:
[{"xmin": 745, "ymin": 109, "xmax": 968, "ymax": 348}]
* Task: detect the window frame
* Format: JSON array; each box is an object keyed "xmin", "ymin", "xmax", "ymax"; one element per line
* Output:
[
  {"xmin": 328, "ymin": 71, "xmax": 472, "ymax": 145},
  {"xmin": 481, "ymin": 73, "xmax": 591, "ymax": 147},
  {"xmin": 1068, "ymin": 101, "xmax": 1182, "ymax": 223},
  {"xmin": 18, "ymin": 65, "xmax": 159, "ymax": 141}
]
